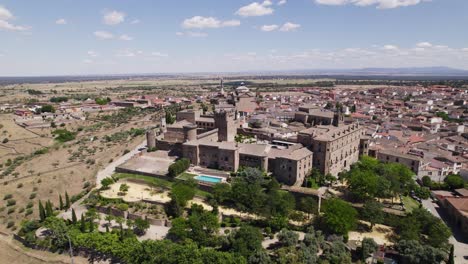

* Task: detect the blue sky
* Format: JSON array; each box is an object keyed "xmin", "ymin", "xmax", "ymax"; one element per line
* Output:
[{"xmin": 0, "ymin": 0, "xmax": 467, "ymax": 76}]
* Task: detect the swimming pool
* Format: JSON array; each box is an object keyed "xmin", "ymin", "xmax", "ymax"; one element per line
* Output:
[{"xmin": 195, "ymin": 175, "xmax": 223, "ymax": 184}]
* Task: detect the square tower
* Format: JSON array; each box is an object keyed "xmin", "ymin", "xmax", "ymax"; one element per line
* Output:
[{"xmin": 214, "ymin": 111, "xmax": 237, "ymax": 142}]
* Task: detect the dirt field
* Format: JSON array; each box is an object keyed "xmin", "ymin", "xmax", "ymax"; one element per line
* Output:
[
  {"xmin": 0, "ymin": 108, "xmax": 156, "ymax": 234},
  {"xmin": 0, "ymin": 236, "xmax": 91, "ymax": 264}
]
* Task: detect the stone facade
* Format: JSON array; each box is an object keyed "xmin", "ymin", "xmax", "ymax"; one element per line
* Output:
[{"xmin": 298, "ymin": 122, "xmax": 364, "ymax": 176}]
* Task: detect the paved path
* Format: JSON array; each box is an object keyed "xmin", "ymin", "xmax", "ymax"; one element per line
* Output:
[
  {"xmin": 95, "ymin": 140, "xmax": 146, "ymax": 187},
  {"xmin": 421, "ymin": 199, "xmax": 468, "ymax": 264}
]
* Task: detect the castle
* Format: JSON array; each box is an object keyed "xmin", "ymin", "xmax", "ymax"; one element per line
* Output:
[{"xmin": 148, "ymin": 83, "xmax": 365, "ymax": 186}]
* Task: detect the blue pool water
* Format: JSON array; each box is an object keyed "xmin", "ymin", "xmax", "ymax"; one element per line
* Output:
[{"xmin": 195, "ymin": 175, "xmax": 223, "ymax": 184}]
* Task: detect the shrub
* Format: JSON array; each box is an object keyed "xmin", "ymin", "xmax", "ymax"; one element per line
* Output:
[
  {"xmin": 7, "ymin": 207, "xmax": 15, "ymax": 214},
  {"xmin": 116, "ymin": 203, "xmax": 129, "ymax": 211},
  {"xmin": 7, "ymin": 221, "xmax": 15, "ymax": 228},
  {"xmin": 3, "ymin": 194, "xmax": 12, "ymax": 200},
  {"xmin": 167, "ymin": 158, "xmax": 191, "ymax": 178},
  {"xmin": 29, "ymin": 193, "xmax": 37, "ymax": 199},
  {"xmin": 6, "ymin": 199, "xmax": 16, "ymax": 206},
  {"xmin": 17, "ymin": 183, "xmax": 23, "ymax": 188},
  {"xmin": 25, "ymin": 208, "xmax": 33, "ymax": 216}
]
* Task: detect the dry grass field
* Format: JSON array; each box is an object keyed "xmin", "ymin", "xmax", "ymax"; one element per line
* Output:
[{"xmin": 0, "ymin": 108, "xmax": 155, "ymax": 234}]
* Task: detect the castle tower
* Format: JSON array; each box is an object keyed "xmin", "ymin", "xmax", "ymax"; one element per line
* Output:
[
  {"xmin": 215, "ymin": 111, "xmax": 237, "ymax": 142},
  {"xmin": 183, "ymin": 124, "xmax": 198, "ymax": 142},
  {"xmin": 146, "ymin": 130, "xmax": 156, "ymax": 149},
  {"xmin": 160, "ymin": 117, "xmax": 167, "ymax": 133},
  {"xmin": 332, "ymin": 110, "xmax": 344, "ymax": 127}
]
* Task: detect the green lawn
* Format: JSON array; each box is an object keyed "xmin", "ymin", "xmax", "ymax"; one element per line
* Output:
[
  {"xmin": 177, "ymin": 172, "xmax": 197, "ymax": 181},
  {"xmin": 113, "ymin": 173, "xmax": 173, "ymax": 189},
  {"xmin": 402, "ymin": 196, "xmax": 420, "ymax": 213},
  {"xmin": 113, "ymin": 172, "xmax": 210, "ymax": 198}
]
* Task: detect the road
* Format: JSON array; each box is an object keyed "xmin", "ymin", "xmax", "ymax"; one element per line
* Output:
[
  {"xmin": 95, "ymin": 140, "xmax": 146, "ymax": 188},
  {"xmin": 421, "ymin": 199, "xmax": 468, "ymax": 264}
]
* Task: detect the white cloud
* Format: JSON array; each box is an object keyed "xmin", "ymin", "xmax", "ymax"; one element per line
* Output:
[
  {"xmin": 151, "ymin": 52, "xmax": 169, "ymax": 57},
  {"xmin": 182, "ymin": 16, "xmax": 240, "ymax": 29},
  {"xmin": 176, "ymin": 31, "xmax": 208, "ymax": 38},
  {"xmin": 261, "ymin": 24, "xmax": 279, "ymax": 32},
  {"xmin": 94, "ymin": 31, "xmax": 114, "ymax": 40},
  {"xmin": 115, "ymin": 49, "xmax": 136, "ymax": 57},
  {"xmin": 0, "ymin": 6, "xmax": 30, "ymax": 32},
  {"xmin": 0, "ymin": 6, "xmax": 14, "ymax": 20},
  {"xmin": 462, "ymin": 48, "xmax": 468, "ymax": 52},
  {"xmin": 119, "ymin": 34, "xmax": 133, "ymax": 41},
  {"xmin": 383, "ymin": 44, "xmax": 399, "ymax": 50},
  {"xmin": 314, "ymin": 0, "xmax": 428, "ymax": 9},
  {"xmin": 278, "ymin": 0, "xmax": 287, "ymax": 5},
  {"xmin": 280, "ymin": 22, "xmax": 301, "ymax": 32},
  {"xmin": 416, "ymin": 42, "xmax": 432, "ymax": 48},
  {"xmin": 103, "ymin": 10, "xmax": 126, "ymax": 25},
  {"xmin": 236, "ymin": 1, "xmax": 274, "ymax": 17},
  {"xmin": 83, "ymin": 59, "xmax": 93, "ymax": 64},
  {"xmin": 87, "ymin": 50, "xmax": 99, "ymax": 57},
  {"xmin": 55, "ymin": 18, "xmax": 67, "ymax": 25},
  {"xmin": 130, "ymin": 19, "xmax": 140, "ymax": 24}
]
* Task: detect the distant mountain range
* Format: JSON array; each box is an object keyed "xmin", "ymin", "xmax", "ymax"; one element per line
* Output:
[
  {"xmin": 1, "ymin": 67, "xmax": 468, "ymax": 85},
  {"xmin": 288, "ymin": 67, "xmax": 468, "ymax": 76}
]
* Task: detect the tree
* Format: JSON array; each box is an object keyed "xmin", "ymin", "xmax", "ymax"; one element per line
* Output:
[
  {"xmin": 43, "ymin": 217, "xmax": 69, "ymax": 250},
  {"xmin": 170, "ymin": 181, "xmax": 196, "ymax": 207},
  {"xmin": 65, "ymin": 192, "xmax": 70, "ymax": 209},
  {"xmin": 80, "ymin": 214, "xmax": 86, "ymax": 232},
  {"xmin": 422, "ymin": 176, "xmax": 432, "ymax": 188},
  {"xmin": 228, "ymin": 225, "xmax": 264, "ymax": 259},
  {"xmin": 230, "ymin": 168, "xmax": 266, "ymax": 214},
  {"xmin": 322, "ymin": 235, "xmax": 352, "ymax": 264},
  {"xmin": 71, "ymin": 208, "xmax": 77, "ymax": 224},
  {"xmin": 40, "ymin": 105, "xmax": 55, "ymax": 113},
  {"xmin": 361, "ymin": 237, "xmax": 378, "ymax": 261},
  {"xmin": 361, "ymin": 200, "xmax": 384, "ymax": 230},
  {"xmin": 277, "ymin": 229, "xmax": 299, "ymax": 247},
  {"xmin": 45, "ymin": 200, "xmax": 53, "ymax": 217},
  {"xmin": 168, "ymin": 206, "xmax": 220, "ymax": 247},
  {"xmin": 119, "ymin": 183, "xmax": 130, "ymax": 194},
  {"xmin": 398, "ymin": 208, "xmax": 451, "ymax": 248},
  {"xmin": 299, "ymin": 197, "xmax": 318, "ymax": 218},
  {"xmin": 38, "ymin": 201, "xmax": 46, "ymax": 222},
  {"xmin": 445, "ymin": 174, "xmax": 465, "ymax": 190},
  {"xmin": 101, "ymin": 177, "xmax": 114, "ymax": 189},
  {"xmin": 165, "ymin": 111, "xmax": 175, "ymax": 125},
  {"xmin": 59, "ymin": 194, "xmax": 64, "ymax": 210},
  {"xmin": 448, "ymin": 244, "xmax": 455, "ymax": 264},
  {"xmin": 212, "ymin": 183, "xmax": 231, "ymax": 204},
  {"xmin": 248, "ymin": 250, "xmax": 271, "ymax": 264},
  {"xmin": 263, "ymin": 190, "xmax": 295, "ymax": 218},
  {"xmin": 134, "ymin": 218, "xmax": 150, "ymax": 236},
  {"xmin": 396, "ymin": 240, "xmax": 446, "ymax": 264},
  {"xmin": 347, "ymin": 170, "xmax": 380, "ymax": 200},
  {"xmin": 322, "ymin": 198, "xmax": 357, "ymax": 235}
]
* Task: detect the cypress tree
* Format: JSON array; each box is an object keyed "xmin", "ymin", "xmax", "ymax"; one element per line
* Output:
[
  {"xmin": 80, "ymin": 214, "xmax": 86, "ymax": 232},
  {"xmin": 45, "ymin": 200, "xmax": 53, "ymax": 217},
  {"xmin": 59, "ymin": 194, "xmax": 64, "ymax": 210},
  {"xmin": 89, "ymin": 219, "xmax": 94, "ymax": 232},
  {"xmin": 71, "ymin": 208, "xmax": 77, "ymax": 224},
  {"xmin": 38, "ymin": 201, "xmax": 46, "ymax": 222},
  {"xmin": 65, "ymin": 192, "xmax": 70, "ymax": 209},
  {"xmin": 119, "ymin": 223, "xmax": 124, "ymax": 241},
  {"xmin": 105, "ymin": 225, "xmax": 109, "ymax": 233},
  {"xmin": 448, "ymin": 244, "xmax": 455, "ymax": 264}
]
